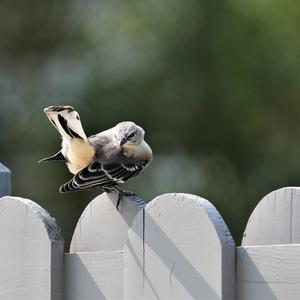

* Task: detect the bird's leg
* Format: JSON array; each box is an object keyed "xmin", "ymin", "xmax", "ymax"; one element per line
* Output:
[
  {"xmin": 114, "ymin": 187, "xmax": 138, "ymax": 211},
  {"xmin": 101, "ymin": 187, "xmax": 121, "ymax": 209},
  {"xmin": 116, "ymin": 191, "xmax": 122, "ymax": 211}
]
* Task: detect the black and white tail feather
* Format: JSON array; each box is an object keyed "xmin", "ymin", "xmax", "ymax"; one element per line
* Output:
[{"xmin": 44, "ymin": 105, "xmax": 87, "ymax": 141}]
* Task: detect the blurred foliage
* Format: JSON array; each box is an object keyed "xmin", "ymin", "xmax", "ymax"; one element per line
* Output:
[{"xmin": 1, "ymin": 0, "xmax": 300, "ymax": 248}]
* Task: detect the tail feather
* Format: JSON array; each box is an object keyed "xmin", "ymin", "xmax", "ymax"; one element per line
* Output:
[
  {"xmin": 44, "ymin": 105, "xmax": 88, "ymax": 141},
  {"xmin": 38, "ymin": 150, "xmax": 66, "ymax": 163}
]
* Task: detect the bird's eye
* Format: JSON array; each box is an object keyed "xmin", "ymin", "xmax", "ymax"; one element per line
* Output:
[{"xmin": 128, "ymin": 133, "xmax": 135, "ymax": 139}]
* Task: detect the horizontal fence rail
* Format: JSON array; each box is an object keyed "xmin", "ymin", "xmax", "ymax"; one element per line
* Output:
[{"xmin": 0, "ymin": 162, "xmax": 299, "ymax": 300}]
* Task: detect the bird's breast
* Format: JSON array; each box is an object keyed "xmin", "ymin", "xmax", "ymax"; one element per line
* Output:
[{"xmin": 122, "ymin": 141, "xmax": 153, "ymax": 163}]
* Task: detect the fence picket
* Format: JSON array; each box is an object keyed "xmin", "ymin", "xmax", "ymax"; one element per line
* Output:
[
  {"xmin": 0, "ymin": 196, "xmax": 64, "ymax": 300},
  {"xmin": 65, "ymin": 192, "xmax": 145, "ymax": 300},
  {"xmin": 242, "ymin": 187, "xmax": 300, "ymax": 246},
  {"xmin": 124, "ymin": 193, "xmax": 236, "ymax": 300}
]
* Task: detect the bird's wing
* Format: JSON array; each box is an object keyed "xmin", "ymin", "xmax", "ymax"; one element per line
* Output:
[{"xmin": 59, "ymin": 161, "xmax": 146, "ymax": 192}]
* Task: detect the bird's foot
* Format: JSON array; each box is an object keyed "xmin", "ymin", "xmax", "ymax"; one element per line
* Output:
[
  {"xmin": 114, "ymin": 187, "xmax": 138, "ymax": 211},
  {"xmin": 116, "ymin": 188, "xmax": 137, "ymax": 197}
]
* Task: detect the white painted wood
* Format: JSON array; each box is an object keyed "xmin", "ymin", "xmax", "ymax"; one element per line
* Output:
[
  {"xmin": 242, "ymin": 187, "xmax": 300, "ymax": 246},
  {"xmin": 70, "ymin": 192, "xmax": 144, "ymax": 252},
  {"xmin": 0, "ymin": 163, "xmax": 11, "ymax": 197},
  {"xmin": 67, "ymin": 192, "xmax": 144, "ymax": 300},
  {"xmin": 124, "ymin": 193, "xmax": 235, "ymax": 300},
  {"xmin": 236, "ymin": 245, "xmax": 300, "ymax": 300},
  {"xmin": 123, "ymin": 209, "xmax": 144, "ymax": 300},
  {"xmin": 0, "ymin": 196, "xmax": 64, "ymax": 300},
  {"xmin": 64, "ymin": 251, "xmax": 123, "ymax": 300}
]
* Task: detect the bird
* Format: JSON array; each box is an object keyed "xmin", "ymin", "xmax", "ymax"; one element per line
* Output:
[{"xmin": 39, "ymin": 105, "xmax": 153, "ymax": 209}]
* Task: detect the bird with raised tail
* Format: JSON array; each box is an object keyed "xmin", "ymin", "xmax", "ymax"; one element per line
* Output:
[{"xmin": 40, "ymin": 105, "xmax": 153, "ymax": 208}]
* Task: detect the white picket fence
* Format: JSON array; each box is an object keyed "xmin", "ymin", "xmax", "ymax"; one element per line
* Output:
[{"xmin": 0, "ymin": 162, "xmax": 299, "ymax": 300}]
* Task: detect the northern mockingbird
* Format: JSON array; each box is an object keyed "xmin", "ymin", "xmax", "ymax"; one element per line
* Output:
[{"xmin": 40, "ymin": 105, "xmax": 153, "ymax": 208}]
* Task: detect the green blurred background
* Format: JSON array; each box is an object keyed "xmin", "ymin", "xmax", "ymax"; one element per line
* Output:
[{"xmin": 1, "ymin": 0, "xmax": 300, "ymax": 249}]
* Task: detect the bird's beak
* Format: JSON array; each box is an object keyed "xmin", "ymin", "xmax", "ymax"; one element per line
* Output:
[{"xmin": 120, "ymin": 138, "xmax": 126, "ymax": 146}]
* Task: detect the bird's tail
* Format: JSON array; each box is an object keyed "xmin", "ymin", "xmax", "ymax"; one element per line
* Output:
[
  {"xmin": 44, "ymin": 105, "xmax": 95, "ymax": 174},
  {"xmin": 38, "ymin": 150, "xmax": 66, "ymax": 163},
  {"xmin": 44, "ymin": 105, "xmax": 88, "ymax": 141}
]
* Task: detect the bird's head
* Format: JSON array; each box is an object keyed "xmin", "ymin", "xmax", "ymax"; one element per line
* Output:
[{"xmin": 115, "ymin": 121, "xmax": 145, "ymax": 147}]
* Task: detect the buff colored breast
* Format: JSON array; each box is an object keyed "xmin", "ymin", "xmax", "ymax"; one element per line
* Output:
[
  {"xmin": 66, "ymin": 139, "xmax": 95, "ymax": 174},
  {"xmin": 122, "ymin": 140, "xmax": 153, "ymax": 162}
]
